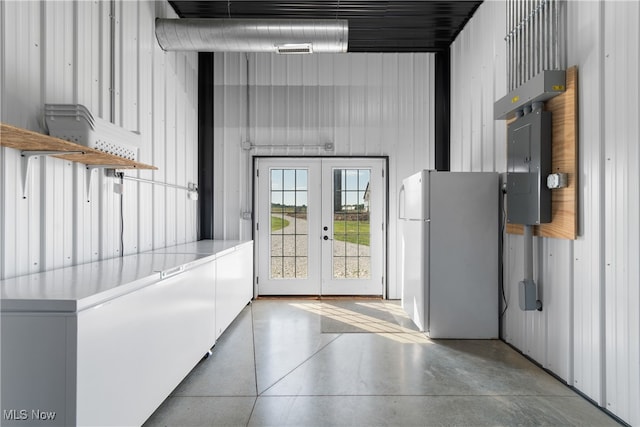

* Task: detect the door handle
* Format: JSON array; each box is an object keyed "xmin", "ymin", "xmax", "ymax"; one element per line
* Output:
[
  {"xmin": 398, "ymin": 183, "xmax": 407, "ymax": 220},
  {"xmin": 160, "ymin": 265, "xmax": 185, "ymax": 280},
  {"xmin": 323, "ymin": 235, "xmax": 333, "ymax": 241}
]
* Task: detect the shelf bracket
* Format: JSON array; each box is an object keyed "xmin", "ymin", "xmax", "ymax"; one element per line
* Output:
[
  {"xmin": 20, "ymin": 150, "xmax": 84, "ymax": 199},
  {"xmin": 85, "ymin": 165, "xmax": 123, "ymax": 202}
]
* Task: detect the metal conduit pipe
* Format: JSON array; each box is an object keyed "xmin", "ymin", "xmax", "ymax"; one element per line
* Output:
[
  {"xmin": 549, "ymin": 0, "xmax": 553, "ymax": 69},
  {"xmin": 544, "ymin": 0, "xmax": 549, "ymax": 70},
  {"xmin": 553, "ymin": 0, "xmax": 560, "ymax": 70},
  {"xmin": 506, "ymin": 1, "xmax": 510, "ymax": 91},
  {"xmin": 520, "ymin": 224, "xmax": 542, "ymax": 311},
  {"xmin": 515, "ymin": 0, "xmax": 520, "ymax": 88},
  {"xmin": 506, "ymin": 0, "xmax": 567, "ymax": 88},
  {"xmin": 510, "ymin": 1, "xmax": 514, "ymax": 90},
  {"xmin": 520, "ymin": 0, "xmax": 524, "ymax": 86},
  {"xmin": 527, "ymin": 0, "xmax": 531, "ymax": 82},
  {"xmin": 516, "ymin": 0, "xmax": 520, "ymax": 88},
  {"xmin": 523, "ymin": 224, "xmax": 533, "ymax": 282},
  {"xmin": 110, "ymin": 0, "xmax": 115, "ymax": 123},
  {"xmin": 535, "ymin": 0, "xmax": 540, "ymax": 76},
  {"xmin": 520, "ymin": 0, "xmax": 529, "ymax": 84},
  {"xmin": 155, "ymin": 18, "xmax": 348, "ymax": 53},
  {"xmin": 545, "ymin": 1, "xmax": 551, "ymax": 69}
]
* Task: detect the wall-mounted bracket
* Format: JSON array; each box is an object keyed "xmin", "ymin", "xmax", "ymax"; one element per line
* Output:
[
  {"xmin": 20, "ymin": 150, "xmax": 84, "ymax": 199},
  {"xmin": 84, "ymin": 165, "xmax": 124, "ymax": 202}
]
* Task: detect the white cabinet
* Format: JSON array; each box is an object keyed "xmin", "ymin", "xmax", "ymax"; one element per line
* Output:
[
  {"xmin": 1, "ymin": 240, "xmax": 253, "ymax": 427},
  {"xmin": 215, "ymin": 242, "xmax": 254, "ymax": 339},
  {"xmin": 147, "ymin": 240, "xmax": 254, "ymax": 340},
  {"xmin": 76, "ymin": 260, "xmax": 216, "ymax": 426}
]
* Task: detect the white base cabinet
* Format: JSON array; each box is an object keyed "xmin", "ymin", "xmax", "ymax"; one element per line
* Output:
[
  {"xmin": 1, "ymin": 240, "xmax": 253, "ymax": 427},
  {"xmin": 215, "ymin": 243, "xmax": 254, "ymax": 339}
]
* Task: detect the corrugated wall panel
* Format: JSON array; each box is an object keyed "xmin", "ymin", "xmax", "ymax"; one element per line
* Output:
[
  {"xmin": 214, "ymin": 52, "xmax": 434, "ymax": 298},
  {"xmin": 73, "ymin": 0, "xmax": 103, "ymax": 266},
  {"xmin": 0, "ymin": 1, "xmax": 4, "ymax": 279},
  {"xmin": 451, "ymin": 1, "xmax": 640, "ymax": 424},
  {"xmin": 121, "ymin": 0, "xmax": 140, "ymax": 255},
  {"xmin": 2, "ymin": 1, "xmax": 44, "ymax": 277},
  {"xmin": 603, "ymin": 1, "xmax": 640, "ymax": 423},
  {"xmin": 186, "ymin": 53, "xmax": 198, "ymax": 243},
  {"xmin": 451, "ymin": 0, "xmax": 507, "ymax": 173},
  {"xmin": 567, "ymin": 0, "xmax": 605, "ymax": 405},
  {"xmin": 175, "ymin": 54, "xmax": 187, "ymax": 245},
  {"xmin": 164, "ymin": 51, "xmax": 178, "ymax": 248},
  {"xmin": 151, "ymin": 0, "xmax": 168, "ymax": 249},
  {"xmin": 0, "ymin": 0, "xmax": 198, "ymax": 280},
  {"xmin": 543, "ymin": 238, "xmax": 573, "ymax": 381},
  {"xmin": 136, "ymin": 0, "xmax": 155, "ymax": 254}
]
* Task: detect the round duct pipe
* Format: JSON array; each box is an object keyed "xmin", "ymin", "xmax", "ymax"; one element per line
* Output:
[{"xmin": 155, "ymin": 18, "xmax": 348, "ymax": 53}]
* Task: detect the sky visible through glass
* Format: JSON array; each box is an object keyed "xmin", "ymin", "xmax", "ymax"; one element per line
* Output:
[
  {"xmin": 270, "ymin": 169, "xmax": 369, "ymax": 206},
  {"xmin": 271, "ymin": 169, "xmax": 308, "ymax": 207}
]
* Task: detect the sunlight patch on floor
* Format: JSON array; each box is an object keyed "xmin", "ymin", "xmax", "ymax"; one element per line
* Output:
[{"xmin": 289, "ymin": 301, "xmax": 431, "ymax": 344}]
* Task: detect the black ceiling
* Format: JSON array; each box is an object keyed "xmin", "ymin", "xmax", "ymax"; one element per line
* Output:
[{"xmin": 167, "ymin": 1, "xmax": 483, "ymax": 53}]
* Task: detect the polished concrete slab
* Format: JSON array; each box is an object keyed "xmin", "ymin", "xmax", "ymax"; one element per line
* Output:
[{"xmin": 145, "ymin": 300, "xmax": 620, "ymax": 426}]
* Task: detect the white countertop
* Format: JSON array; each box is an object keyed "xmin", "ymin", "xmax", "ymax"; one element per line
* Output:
[
  {"xmin": 147, "ymin": 239, "xmax": 252, "ymax": 257},
  {"xmin": 0, "ymin": 240, "xmax": 252, "ymax": 313}
]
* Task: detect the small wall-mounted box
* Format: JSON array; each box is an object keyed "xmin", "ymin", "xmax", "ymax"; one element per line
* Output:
[{"xmin": 506, "ymin": 108, "xmax": 552, "ymax": 225}]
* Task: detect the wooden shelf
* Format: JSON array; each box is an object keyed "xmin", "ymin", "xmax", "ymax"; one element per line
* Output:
[{"xmin": 0, "ymin": 122, "xmax": 157, "ymax": 170}]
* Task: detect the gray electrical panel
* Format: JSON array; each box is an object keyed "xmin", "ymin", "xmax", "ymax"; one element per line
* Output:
[{"xmin": 507, "ymin": 109, "xmax": 552, "ymax": 225}]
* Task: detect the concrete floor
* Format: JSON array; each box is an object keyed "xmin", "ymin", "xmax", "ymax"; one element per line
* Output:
[{"xmin": 144, "ymin": 300, "xmax": 619, "ymax": 427}]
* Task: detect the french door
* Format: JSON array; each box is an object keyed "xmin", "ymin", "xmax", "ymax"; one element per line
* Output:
[{"xmin": 255, "ymin": 158, "xmax": 386, "ymax": 296}]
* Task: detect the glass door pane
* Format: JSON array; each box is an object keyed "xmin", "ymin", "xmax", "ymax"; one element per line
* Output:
[
  {"xmin": 256, "ymin": 157, "xmax": 384, "ymax": 297},
  {"xmin": 321, "ymin": 158, "xmax": 385, "ymax": 296},
  {"xmin": 256, "ymin": 158, "xmax": 322, "ymax": 296},
  {"xmin": 270, "ymin": 168, "xmax": 308, "ymax": 279},
  {"xmin": 332, "ymin": 168, "xmax": 371, "ymax": 279}
]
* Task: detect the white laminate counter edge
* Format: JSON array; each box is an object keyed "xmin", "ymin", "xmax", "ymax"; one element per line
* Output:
[
  {"xmin": 146, "ymin": 239, "xmax": 253, "ymax": 257},
  {"xmin": 1, "ymin": 241, "xmax": 252, "ymax": 313}
]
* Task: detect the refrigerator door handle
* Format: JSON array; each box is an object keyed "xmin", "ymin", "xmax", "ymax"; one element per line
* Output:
[{"xmin": 398, "ymin": 184, "xmax": 407, "ymax": 220}]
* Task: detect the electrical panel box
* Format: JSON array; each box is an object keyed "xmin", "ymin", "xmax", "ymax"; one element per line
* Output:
[{"xmin": 507, "ymin": 109, "xmax": 552, "ymax": 225}]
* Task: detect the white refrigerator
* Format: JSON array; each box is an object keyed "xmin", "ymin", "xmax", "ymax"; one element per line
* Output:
[{"xmin": 399, "ymin": 170, "xmax": 499, "ymax": 338}]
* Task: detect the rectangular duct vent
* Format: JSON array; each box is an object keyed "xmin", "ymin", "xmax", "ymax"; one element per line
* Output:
[{"xmin": 276, "ymin": 43, "xmax": 313, "ymax": 54}]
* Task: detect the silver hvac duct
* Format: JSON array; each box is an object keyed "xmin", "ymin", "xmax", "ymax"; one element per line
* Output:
[{"xmin": 155, "ymin": 18, "xmax": 348, "ymax": 53}]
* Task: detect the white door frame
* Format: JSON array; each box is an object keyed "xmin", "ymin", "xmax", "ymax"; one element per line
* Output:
[
  {"xmin": 254, "ymin": 157, "xmax": 387, "ymax": 298},
  {"xmin": 254, "ymin": 158, "xmax": 322, "ymax": 295},
  {"xmin": 320, "ymin": 158, "xmax": 386, "ymax": 295}
]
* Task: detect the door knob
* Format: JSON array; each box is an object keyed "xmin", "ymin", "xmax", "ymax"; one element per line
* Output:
[{"xmin": 323, "ymin": 235, "xmax": 330, "ymax": 240}]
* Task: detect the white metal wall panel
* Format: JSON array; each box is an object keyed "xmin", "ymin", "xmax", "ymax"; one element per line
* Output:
[
  {"xmin": 119, "ymin": 0, "xmax": 140, "ymax": 255},
  {"xmin": 603, "ymin": 1, "xmax": 640, "ymax": 423},
  {"xmin": 214, "ymin": 52, "xmax": 434, "ymax": 298},
  {"xmin": 73, "ymin": 0, "xmax": 105, "ymax": 266},
  {"xmin": 2, "ymin": 1, "xmax": 45, "ymax": 277},
  {"xmin": 450, "ymin": 0, "xmax": 507, "ymax": 173},
  {"xmin": 0, "ymin": 1, "xmax": 4, "ymax": 279},
  {"xmin": 0, "ymin": 0, "xmax": 198, "ymax": 280},
  {"xmin": 151, "ymin": 0, "xmax": 168, "ymax": 249},
  {"xmin": 542, "ymin": 238, "xmax": 573, "ymax": 381},
  {"xmin": 451, "ymin": 1, "xmax": 640, "ymax": 424},
  {"xmin": 136, "ymin": 0, "xmax": 155, "ymax": 254},
  {"xmin": 566, "ymin": 0, "xmax": 605, "ymax": 405}
]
